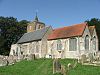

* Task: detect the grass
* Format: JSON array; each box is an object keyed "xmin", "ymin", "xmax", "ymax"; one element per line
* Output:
[
  {"xmin": 60, "ymin": 59, "xmax": 100, "ymax": 75},
  {"xmin": 0, "ymin": 59, "xmax": 100, "ymax": 75}
]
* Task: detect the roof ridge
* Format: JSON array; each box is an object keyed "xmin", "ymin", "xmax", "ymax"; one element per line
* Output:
[
  {"xmin": 41, "ymin": 26, "xmax": 51, "ymax": 39},
  {"xmin": 24, "ymin": 26, "xmax": 50, "ymax": 35},
  {"xmin": 53, "ymin": 22, "xmax": 86, "ymax": 30}
]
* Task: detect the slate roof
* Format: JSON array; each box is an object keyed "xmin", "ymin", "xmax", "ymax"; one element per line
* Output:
[
  {"xmin": 17, "ymin": 26, "xmax": 50, "ymax": 44},
  {"xmin": 48, "ymin": 23, "xmax": 87, "ymax": 40},
  {"xmin": 89, "ymin": 26, "xmax": 95, "ymax": 36}
]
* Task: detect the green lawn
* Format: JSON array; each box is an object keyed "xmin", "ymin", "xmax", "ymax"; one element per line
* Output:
[{"xmin": 0, "ymin": 59, "xmax": 100, "ymax": 75}]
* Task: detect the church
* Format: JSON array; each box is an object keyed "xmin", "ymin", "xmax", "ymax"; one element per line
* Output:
[{"xmin": 10, "ymin": 16, "xmax": 98, "ymax": 59}]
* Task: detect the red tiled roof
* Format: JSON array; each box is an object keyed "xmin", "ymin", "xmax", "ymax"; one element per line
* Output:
[
  {"xmin": 89, "ymin": 26, "xmax": 95, "ymax": 36},
  {"xmin": 48, "ymin": 23, "xmax": 87, "ymax": 40}
]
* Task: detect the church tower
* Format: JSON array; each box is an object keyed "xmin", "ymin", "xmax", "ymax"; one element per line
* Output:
[{"xmin": 27, "ymin": 15, "xmax": 45, "ymax": 33}]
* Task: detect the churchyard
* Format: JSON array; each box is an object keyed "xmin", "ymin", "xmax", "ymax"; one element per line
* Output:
[{"xmin": 0, "ymin": 57, "xmax": 100, "ymax": 75}]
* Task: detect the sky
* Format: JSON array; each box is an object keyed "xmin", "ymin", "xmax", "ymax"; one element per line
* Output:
[{"xmin": 0, "ymin": 0, "xmax": 100, "ymax": 28}]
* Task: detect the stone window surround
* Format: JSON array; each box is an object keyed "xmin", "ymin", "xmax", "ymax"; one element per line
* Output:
[
  {"xmin": 57, "ymin": 39, "xmax": 62, "ymax": 50},
  {"xmin": 69, "ymin": 37, "xmax": 77, "ymax": 51},
  {"xmin": 85, "ymin": 35, "xmax": 89, "ymax": 50}
]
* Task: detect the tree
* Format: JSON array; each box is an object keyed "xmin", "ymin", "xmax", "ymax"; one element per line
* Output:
[
  {"xmin": 17, "ymin": 20, "xmax": 29, "ymax": 39},
  {"xmin": 85, "ymin": 18, "xmax": 100, "ymax": 50},
  {"xmin": 0, "ymin": 16, "xmax": 29, "ymax": 55}
]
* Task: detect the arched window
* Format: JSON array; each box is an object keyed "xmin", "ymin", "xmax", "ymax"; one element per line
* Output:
[
  {"xmin": 16, "ymin": 47, "xmax": 18, "ymax": 56},
  {"xmin": 92, "ymin": 36, "xmax": 96, "ymax": 50},
  {"xmin": 85, "ymin": 35, "xmax": 89, "ymax": 50},
  {"xmin": 13, "ymin": 50, "xmax": 15, "ymax": 55},
  {"xmin": 32, "ymin": 43, "xmax": 35, "ymax": 53},
  {"xmin": 29, "ymin": 43, "xmax": 32, "ymax": 53},
  {"xmin": 38, "ymin": 25, "xmax": 41, "ymax": 29},
  {"xmin": 69, "ymin": 38, "xmax": 77, "ymax": 51},
  {"xmin": 36, "ymin": 41, "xmax": 39, "ymax": 53},
  {"xmin": 57, "ymin": 40, "xmax": 62, "ymax": 50}
]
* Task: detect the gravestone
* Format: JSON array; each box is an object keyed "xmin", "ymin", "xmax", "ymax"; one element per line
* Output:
[
  {"xmin": 88, "ymin": 53, "xmax": 94, "ymax": 63},
  {"xmin": 67, "ymin": 63, "xmax": 72, "ymax": 70},
  {"xmin": 27, "ymin": 54, "xmax": 36, "ymax": 60},
  {"xmin": 31, "ymin": 54, "xmax": 36, "ymax": 60},
  {"xmin": 96, "ymin": 53, "xmax": 100, "ymax": 61},
  {"xmin": 23, "ymin": 55, "xmax": 26, "ymax": 59},
  {"xmin": 27, "ymin": 54, "xmax": 33, "ymax": 60},
  {"xmin": 81, "ymin": 54, "xmax": 87, "ymax": 64},
  {"xmin": 13, "ymin": 56, "xmax": 18, "ymax": 62},
  {"xmin": 0, "ymin": 55, "xmax": 3, "ymax": 59},
  {"xmin": 35, "ymin": 54, "xmax": 39, "ymax": 59},
  {"xmin": 0, "ymin": 58, "xmax": 3, "ymax": 66},
  {"xmin": 2, "ymin": 59, "xmax": 8, "ymax": 66},
  {"xmin": 72, "ymin": 61, "xmax": 77, "ymax": 68},
  {"xmin": 30, "ymin": 54, "xmax": 36, "ymax": 60},
  {"xmin": 25, "ymin": 54, "xmax": 28, "ymax": 60},
  {"xmin": 0, "ymin": 58, "xmax": 8, "ymax": 66},
  {"xmin": 53, "ymin": 59, "xmax": 61, "ymax": 74},
  {"xmin": 7, "ymin": 55, "xmax": 14, "ymax": 65},
  {"xmin": 18, "ymin": 55, "xmax": 24, "ymax": 60},
  {"xmin": 98, "ymin": 53, "xmax": 100, "ymax": 61},
  {"xmin": 61, "ymin": 65, "xmax": 66, "ymax": 75}
]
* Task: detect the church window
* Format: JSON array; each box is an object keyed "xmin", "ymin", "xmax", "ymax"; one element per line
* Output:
[
  {"xmin": 57, "ymin": 40, "xmax": 62, "ymax": 50},
  {"xmin": 69, "ymin": 38, "xmax": 77, "ymax": 51},
  {"xmin": 32, "ymin": 43, "xmax": 35, "ymax": 53},
  {"xmin": 29, "ymin": 43, "xmax": 32, "ymax": 53},
  {"xmin": 38, "ymin": 25, "xmax": 41, "ymax": 29},
  {"xmin": 85, "ymin": 35, "xmax": 89, "ymax": 50},
  {"xmin": 92, "ymin": 36, "xmax": 96, "ymax": 50},
  {"xmin": 13, "ymin": 50, "xmax": 15, "ymax": 55},
  {"xmin": 36, "ymin": 41, "xmax": 39, "ymax": 53},
  {"xmin": 16, "ymin": 47, "xmax": 18, "ymax": 56},
  {"xmin": 22, "ymin": 45, "xmax": 27, "ymax": 55}
]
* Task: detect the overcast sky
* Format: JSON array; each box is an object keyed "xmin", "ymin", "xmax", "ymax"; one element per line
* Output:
[{"xmin": 0, "ymin": 0, "xmax": 100, "ymax": 28}]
